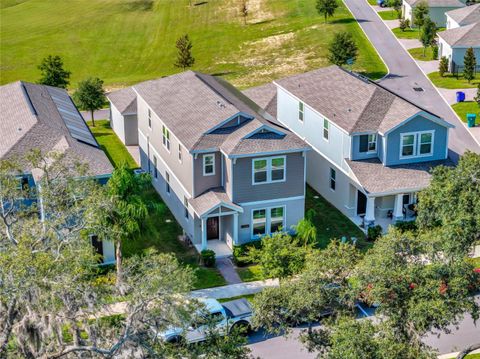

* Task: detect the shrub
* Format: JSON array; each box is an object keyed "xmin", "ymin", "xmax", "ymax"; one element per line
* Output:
[
  {"xmin": 201, "ymin": 249, "xmax": 216, "ymax": 267},
  {"xmin": 439, "ymin": 56, "xmax": 449, "ymax": 77},
  {"xmin": 233, "ymin": 241, "xmax": 262, "ymax": 266},
  {"xmin": 432, "ymin": 45, "xmax": 438, "ymax": 60},
  {"xmin": 394, "ymin": 220, "xmax": 417, "ymax": 233},
  {"xmin": 399, "ymin": 18, "xmax": 407, "ymax": 32},
  {"xmin": 367, "ymin": 225, "xmax": 383, "ymax": 241}
]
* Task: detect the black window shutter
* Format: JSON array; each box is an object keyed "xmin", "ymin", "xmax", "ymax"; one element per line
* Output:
[{"xmin": 359, "ymin": 135, "xmax": 369, "ymax": 153}]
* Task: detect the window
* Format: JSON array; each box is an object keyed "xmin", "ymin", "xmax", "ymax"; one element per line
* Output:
[
  {"xmin": 178, "ymin": 144, "xmax": 182, "ymax": 163},
  {"xmin": 400, "ymin": 131, "xmax": 434, "ymax": 158},
  {"xmin": 323, "ymin": 119, "xmax": 329, "ymax": 140},
  {"xmin": 184, "ymin": 196, "xmax": 189, "ymax": 219},
  {"xmin": 153, "ymin": 155, "xmax": 158, "ymax": 179},
  {"xmin": 270, "ymin": 207, "xmax": 284, "ymax": 233},
  {"xmin": 162, "ymin": 125, "xmax": 170, "ymax": 151},
  {"xmin": 359, "ymin": 134, "xmax": 377, "ymax": 153},
  {"xmin": 298, "ymin": 102, "xmax": 304, "ymax": 122},
  {"xmin": 252, "ymin": 209, "xmax": 266, "ymax": 236},
  {"xmin": 165, "ymin": 172, "xmax": 170, "ymax": 194},
  {"xmin": 252, "ymin": 156, "xmax": 286, "ymax": 185},
  {"xmin": 330, "ymin": 168, "xmax": 336, "ymax": 191},
  {"xmin": 203, "ymin": 154, "xmax": 215, "ymax": 176},
  {"xmin": 148, "ymin": 109, "xmax": 152, "ymax": 129}
]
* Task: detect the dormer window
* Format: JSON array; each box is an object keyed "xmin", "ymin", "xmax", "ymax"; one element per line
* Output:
[
  {"xmin": 359, "ymin": 134, "xmax": 377, "ymax": 153},
  {"xmin": 298, "ymin": 102, "xmax": 304, "ymax": 122},
  {"xmin": 203, "ymin": 154, "xmax": 215, "ymax": 176}
]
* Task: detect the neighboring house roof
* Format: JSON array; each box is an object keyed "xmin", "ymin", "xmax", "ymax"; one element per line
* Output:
[
  {"xmin": 134, "ymin": 71, "xmax": 308, "ymax": 157},
  {"xmin": 189, "ymin": 187, "xmax": 243, "ymax": 217},
  {"xmin": 447, "ymin": 3, "xmax": 480, "ymax": 26},
  {"xmin": 242, "ymin": 83, "xmax": 278, "ymax": 118},
  {"xmin": 405, "ymin": 0, "xmax": 465, "ymax": 7},
  {"xmin": 274, "ymin": 66, "xmax": 445, "ymax": 135},
  {"xmin": 346, "ymin": 158, "xmax": 453, "ymax": 195},
  {"xmin": 438, "ymin": 22, "xmax": 480, "ymax": 47},
  {"xmin": 0, "ymin": 81, "xmax": 113, "ymax": 178},
  {"xmin": 107, "ymin": 87, "xmax": 137, "ymax": 115}
]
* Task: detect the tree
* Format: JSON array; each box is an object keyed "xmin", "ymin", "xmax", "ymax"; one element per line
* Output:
[
  {"xmin": 420, "ymin": 18, "xmax": 436, "ymax": 57},
  {"xmin": 399, "ymin": 18, "xmax": 408, "ymax": 32},
  {"xmin": 246, "ymin": 233, "xmax": 311, "ymax": 281},
  {"xmin": 37, "ymin": 55, "xmax": 71, "ymax": 89},
  {"xmin": 439, "ymin": 56, "xmax": 449, "ymax": 77},
  {"xmin": 241, "ymin": 0, "xmax": 248, "ymax": 25},
  {"xmin": 474, "ymin": 83, "xmax": 480, "ymax": 106},
  {"xmin": 388, "ymin": 0, "xmax": 402, "ymax": 18},
  {"xmin": 463, "ymin": 47, "xmax": 477, "ymax": 83},
  {"xmin": 73, "ymin": 77, "xmax": 106, "ymax": 127},
  {"xmin": 316, "ymin": 0, "xmax": 339, "ymax": 23},
  {"xmin": 102, "ymin": 165, "xmax": 163, "ymax": 293},
  {"xmin": 174, "ymin": 34, "xmax": 195, "ymax": 70},
  {"xmin": 413, "ymin": 1, "xmax": 429, "ymax": 33},
  {"xmin": 328, "ymin": 32, "xmax": 358, "ymax": 67},
  {"xmin": 293, "ymin": 210, "xmax": 317, "ymax": 248}
]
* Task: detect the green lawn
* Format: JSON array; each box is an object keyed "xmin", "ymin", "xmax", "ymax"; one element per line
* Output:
[
  {"xmin": 367, "ymin": 0, "xmax": 377, "ymax": 5},
  {"xmin": 87, "ymin": 120, "xmax": 138, "ymax": 170},
  {"xmin": 237, "ymin": 264, "xmax": 265, "ymax": 282},
  {"xmin": 378, "ymin": 10, "xmax": 398, "ymax": 21},
  {"xmin": 408, "ymin": 47, "xmax": 434, "ymax": 61},
  {"xmin": 0, "ymin": 0, "xmax": 387, "ymax": 89},
  {"xmin": 448, "ymin": 354, "xmax": 480, "ymax": 359},
  {"xmin": 428, "ymin": 72, "xmax": 480, "ymax": 89},
  {"xmin": 452, "ymin": 102, "xmax": 479, "ymax": 123},
  {"xmin": 392, "ymin": 26, "xmax": 445, "ymax": 39}
]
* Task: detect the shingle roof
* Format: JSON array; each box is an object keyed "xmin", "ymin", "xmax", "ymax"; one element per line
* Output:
[
  {"xmin": 134, "ymin": 71, "xmax": 308, "ymax": 156},
  {"xmin": 438, "ymin": 22, "xmax": 480, "ymax": 47},
  {"xmin": 107, "ymin": 87, "xmax": 137, "ymax": 115},
  {"xmin": 188, "ymin": 187, "xmax": 243, "ymax": 217},
  {"xmin": 0, "ymin": 81, "xmax": 113, "ymax": 178},
  {"xmin": 243, "ymin": 83, "xmax": 278, "ymax": 118},
  {"xmin": 346, "ymin": 158, "xmax": 453, "ymax": 194},
  {"xmin": 274, "ymin": 66, "xmax": 439, "ymax": 135},
  {"xmin": 447, "ymin": 3, "xmax": 480, "ymax": 26},
  {"xmin": 405, "ymin": 0, "xmax": 465, "ymax": 7}
]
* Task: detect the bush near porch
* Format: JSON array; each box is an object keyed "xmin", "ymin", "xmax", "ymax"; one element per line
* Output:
[{"xmin": 237, "ymin": 186, "xmax": 368, "ymax": 282}]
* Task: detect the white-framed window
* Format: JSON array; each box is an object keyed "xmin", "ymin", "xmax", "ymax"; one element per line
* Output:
[
  {"xmin": 165, "ymin": 171, "xmax": 170, "ymax": 194},
  {"xmin": 148, "ymin": 109, "xmax": 152, "ymax": 129},
  {"xmin": 162, "ymin": 125, "xmax": 170, "ymax": 151},
  {"xmin": 203, "ymin": 154, "xmax": 215, "ymax": 176},
  {"xmin": 251, "ymin": 206, "xmax": 286, "ymax": 238},
  {"xmin": 252, "ymin": 209, "xmax": 267, "ymax": 237},
  {"xmin": 400, "ymin": 131, "xmax": 434, "ymax": 159},
  {"xmin": 178, "ymin": 144, "xmax": 182, "ymax": 163},
  {"xmin": 184, "ymin": 196, "xmax": 189, "ymax": 219},
  {"xmin": 368, "ymin": 134, "xmax": 377, "ymax": 152},
  {"xmin": 270, "ymin": 207, "xmax": 284, "ymax": 233},
  {"xmin": 252, "ymin": 156, "xmax": 286, "ymax": 185},
  {"xmin": 323, "ymin": 119, "xmax": 329, "ymax": 140},
  {"xmin": 298, "ymin": 102, "xmax": 304, "ymax": 122},
  {"xmin": 153, "ymin": 155, "xmax": 158, "ymax": 179},
  {"xmin": 329, "ymin": 168, "xmax": 336, "ymax": 191}
]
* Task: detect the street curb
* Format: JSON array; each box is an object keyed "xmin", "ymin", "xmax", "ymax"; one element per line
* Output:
[
  {"xmin": 437, "ymin": 348, "xmax": 480, "ymax": 359},
  {"xmin": 365, "ymin": 0, "xmax": 480, "ymax": 149}
]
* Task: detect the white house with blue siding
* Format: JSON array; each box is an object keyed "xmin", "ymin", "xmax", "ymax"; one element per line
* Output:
[{"xmin": 246, "ymin": 66, "xmax": 454, "ymax": 230}]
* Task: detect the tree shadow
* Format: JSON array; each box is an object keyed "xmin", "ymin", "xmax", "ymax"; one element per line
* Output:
[
  {"xmin": 251, "ymin": 19, "xmax": 275, "ymax": 26},
  {"xmin": 194, "ymin": 1, "xmax": 208, "ymax": 6},
  {"xmin": 329, "ymin": 18, "xmax": 360, "ymax": 25},
  {"xmin": 210, "ymin": 71, "xmax": 236, "ymax": 77}
]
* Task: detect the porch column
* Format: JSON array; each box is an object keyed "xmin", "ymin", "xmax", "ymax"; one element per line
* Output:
[
  {"xmin": 233, "ymin": 212, "xmax": 239, "ymax": 246},
  {"xmin": 365, "ymin": 196, "xmax": 376, "ymax": 224},
  {"xmin": 393, "ymin": 193, "xmax": 404, "ymax": 221},
  {"xmin": 201, "ymin": 217, "xmax": 207, "ymax": 251}
]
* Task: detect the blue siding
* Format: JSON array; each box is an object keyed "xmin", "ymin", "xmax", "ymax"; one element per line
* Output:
[
  {"xmin": 351, "ymin": 135, "xmax": 379, "ymax": 160},
  {"xmin": 385, "ymin": 115, "xmax": 448, "ymax": 166}
]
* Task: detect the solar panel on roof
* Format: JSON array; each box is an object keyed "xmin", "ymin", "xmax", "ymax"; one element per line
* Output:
[{"xmin": 47, "ymin": 87, "xmax": 98, "ymax": 147}]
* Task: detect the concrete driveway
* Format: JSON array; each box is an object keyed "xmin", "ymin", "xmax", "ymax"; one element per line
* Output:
[{"xmin": 343, "ymin": 0, "xmax": 480, "ymax": 162}]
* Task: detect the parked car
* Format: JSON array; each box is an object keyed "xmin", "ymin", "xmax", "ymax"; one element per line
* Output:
[
  {"xmin": 157, "ymin": 298, "xmax": 253, "ymax": 344},
  {"xmin": 377, "ymin": 0, "xmax": 387, "ymax": 7}
]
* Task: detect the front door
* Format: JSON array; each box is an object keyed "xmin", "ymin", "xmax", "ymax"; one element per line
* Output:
[
  {"xmin": 207, "ymin": 217, "xmax": 219, "ymax": 240},
  {"xmin": 357, "ymin": 191, "xmax": 367, "ymax": 216}
]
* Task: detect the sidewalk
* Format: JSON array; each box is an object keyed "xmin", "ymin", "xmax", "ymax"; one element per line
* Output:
[{"xmin": 438, "ymin": 348, "xmax": 480, "ymax": 359}]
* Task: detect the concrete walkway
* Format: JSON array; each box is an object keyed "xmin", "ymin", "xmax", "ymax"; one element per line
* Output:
[
  {"xmin": 416, "ymin": 60, "xmax": 439, "ymax": 75},
  {"xmin": 126, "ymin": 145, "xmax": 140, "ymax": 166},
  {"xmin": 439, "ymin": 88, "xmax": 478, "ymax": 105},
  {"xmin": 216, "ymin": 257, "xmax": 242, "ymax": 285},
  {"xmin": 398, "ymin": 38, "xmax": 422, "ymax": 50}
]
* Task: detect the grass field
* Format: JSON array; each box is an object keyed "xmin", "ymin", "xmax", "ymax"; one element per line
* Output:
[
  {"xmin": 428, "ymin": 72, "xmax": 480, "ymax": 89},
  {"xmin": 408, "ymin": 47, "xmax": 434, "ymax": 61},
  {"xmin": 378, "ymin": 10, "xmax": 398, "ymax": 21},
  {"xmin": 0, "ymin": 0, "xmax": 387, "ymax": 89},
  {"xmin": 88, "ymin": 120, "xmax": 138, "ymax": 169},
  {"xmin": 452, "ymin": 101, "xmax": 478, "ymax": 123},
  {"xmin": 392, "ymin": 26, "xmax": 445, "ymax": 39}
]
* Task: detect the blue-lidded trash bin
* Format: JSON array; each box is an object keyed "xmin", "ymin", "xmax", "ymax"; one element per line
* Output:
[
  {"xmin": 456, "ymin": 91, "xmax": 466, "ymax": 102},
  {"xmin": 467, "ymin": 113, "xmax": 476, "ymax": 128}
]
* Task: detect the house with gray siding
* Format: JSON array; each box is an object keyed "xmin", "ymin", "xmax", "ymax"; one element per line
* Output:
[
  {"xmin": 438, "ymin": 21, "xmax": 480, "ymax": 71},
  {"xmin": 0, "ymin": 81, "xmax": 115, "ymax": 264},
  {"xmin": 128, "ymin": 71, "xmax": 308, "ymax": 255},
  {"xmin": 107, "ymin": 87, "xmax": 138, "ymax": 146},
  {"xmin": 446, "ymin": 3, "xmax": 480, "ymax": 29},
  {"xmin": 246, "ymin": 66, "xmax": 454, "ymax": 230},
  {"xmin": 403, "ymin": 0, "xmax": 466, "ymax": 27}
]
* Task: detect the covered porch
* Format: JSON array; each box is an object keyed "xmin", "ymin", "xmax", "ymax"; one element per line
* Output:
[{"xmin": 189, "ymin": 187, "xmax": 243, "ymax": 258}]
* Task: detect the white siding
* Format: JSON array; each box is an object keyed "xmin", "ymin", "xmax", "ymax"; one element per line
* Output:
[{"xmin": 110, "ymin": 103, "xmax": 126, "ymax": 144}]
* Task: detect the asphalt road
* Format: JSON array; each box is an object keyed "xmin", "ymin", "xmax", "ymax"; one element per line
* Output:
[
  {"xmin": 80, "ymin": 108, "xmax": 110, "ymax": 122},
  {"xmin": 248, "ymin": 295, "xmax": 480, "ymax": 358},
  {"xmin": 343, "ymin": 0, "xmax": 480, "ymax": 162}
]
